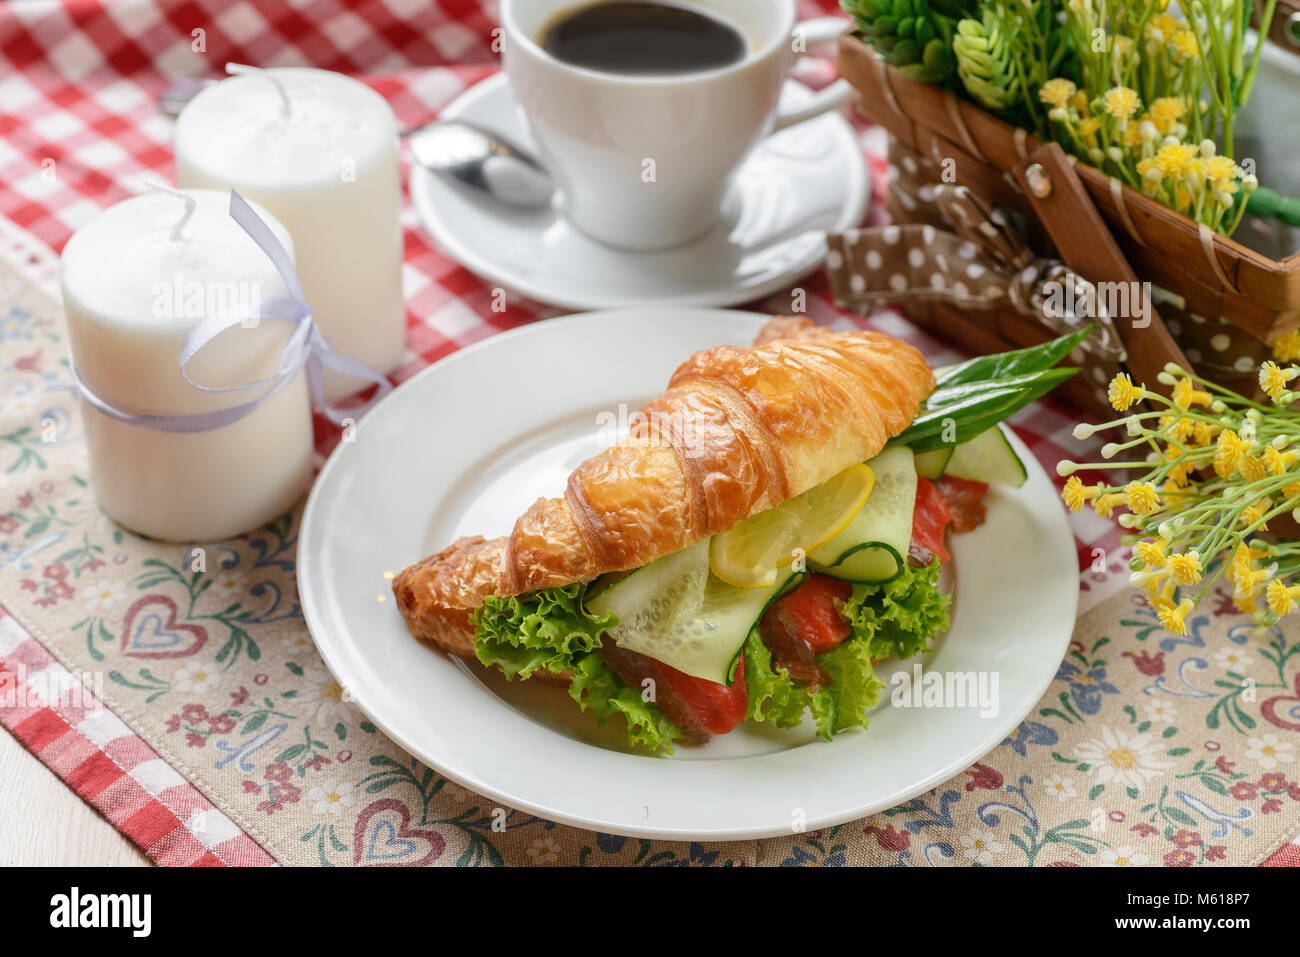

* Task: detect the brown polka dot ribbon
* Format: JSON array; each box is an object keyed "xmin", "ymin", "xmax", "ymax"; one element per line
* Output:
[{"xmin": 826, "ymin": 183, "xmax": 1127, "ymax": 370}]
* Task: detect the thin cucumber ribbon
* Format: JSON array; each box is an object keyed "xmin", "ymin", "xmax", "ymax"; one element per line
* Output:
[{"xmin": 69, "ymin": 189, "xmax": 394, "ymax": 434}]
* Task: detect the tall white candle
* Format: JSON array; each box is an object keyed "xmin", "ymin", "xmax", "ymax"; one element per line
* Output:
[
  {"xmin": 60, "ymin": 188, "xmax": 314, "ymax": 542},
  {"xmin": 174, "ymin": 66, "xmax": 405, "ymax": 402}
]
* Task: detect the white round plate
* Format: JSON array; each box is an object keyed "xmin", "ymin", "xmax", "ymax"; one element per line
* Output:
[
  {"xmin": 409, "ymin": 73, "xmax": 870, "ymax": 311},
  {"xmin": 298, "ymin": 309, "xmax": 1078, "ymax": 840}
]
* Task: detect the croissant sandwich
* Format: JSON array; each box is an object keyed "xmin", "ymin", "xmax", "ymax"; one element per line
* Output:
[{"xmin": 394, "ymin": 317, "xmax": 1083, "ymax": 751}]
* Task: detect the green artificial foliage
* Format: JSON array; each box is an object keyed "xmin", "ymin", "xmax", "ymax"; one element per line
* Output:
[{"xmin": 840, "ymin": 0, "xmax": 973, "ymax": 84}]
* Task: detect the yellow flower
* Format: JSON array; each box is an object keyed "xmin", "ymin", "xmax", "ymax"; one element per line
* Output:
[
  {"xmin": 1148, "ymin": 97, "xmax": 1186, "ymax": 133},
  {"xmin": 1234, "ymin": 560, "xmax": 1268, "ymax": 599},
  {"xmin": 1107, "ymin": 373, "xmax": 1144, "ymax": 411},
  {"xmin": 1149, "ymin": 581, "xmax": 1177, "ymax": 609},
  {"xmin": 1070, "ymin": 90, "xmax": 1090, "ymax": 114},
  {"xmin": 1214, "ymin": 429, "xmax": 1245, "ymax": 471},
  {"xmin": 1167, "ymin": 551, "xmax": 1203, "ymax": 586},
  {"xmin": 1263, "ymin": 446, "xmax": 1298, "ymax": 476},
  {"xmin": 1239, "ymin": 454, "xmax": 1268, "ymax": 483},
  {"xmin": 1146, "ymin": 13, "xmax": 1180, "ymax": 44},
  {"xmin": 1272, "ymin": 330, "xmax": 1300, "ymax": 363},
  {"xmin": 1162, "ymin": 417, "xmax": 1197, "ymax": 444},
  {"xmin": 1165, "ymin": 461, "xmax": 1195, "ymax": 488},
  {"xmin": 1284, "ymin": 481, "xmax": 1300, "ymax": 500},
  {"xmin": 1102, "ymin": 86, "xmax": 1141, "ymax": 122},
  {"xmin": 1260, "ymin": 360, "xmax": 1298, "ymax": 401},
  {"xmin": 1267, "ymin": 579, "xmax": 1300, "ymax": 617},
  {"xmin": 1125, "ymin": 482, "xmax": 1162, "ymax": 515},
  {"xmin": 1157, "ymin": 598, "xmax": 1195, "ymax": 635},
  {"xmin": 1153, "ymin": 143, "xmax": 1198, "ymax": 179},
  {"xmin": 1203, "ymin": 155, "xmax": 1238, "ymax": 183},
  {"xmin": 1240, "ymin": 499, "xmax": 1272, "ymax": 531},
  {"xmin": 1234, "ymin": 562, "xmax": 1267, "ymax": 609},
  {"xmin": 1135, "ymin": 538, "xmax": 1168, "ymax": 569},
  {"xmin": 1231, "ymin": 542, "xmax": 1267, "ymax": 577},
  {"xmin": 1144, "ymin": 570, "xmax": 1172, "ymax": 597},
  {"xmin": 1040, "ymin": 78, "xmax": 1077, "ymax": 108},
  {"xmin": 1193, "ymin": 420, "xmax": 1221, "ymax": 446},
  {"xmin": 1170, "ymin": 29, "xmax": 1199, "ymax": 61},
  {"xmin": 1078, "ymin": 115, "xmax": 1101, "ymax": 146},
  {"xmin": 1171, "ymin": 375, "xmax": 1211, "ymax": 410},
  {"xmin": 1061, "ymin": 475, "xmax": 1100, "ymax": 512},
  {"xmin": 1093, "ymin": 492, "xmax": 1126, "ymax": 519},
  {"xmin": 1232, "ymin": 543, "xmax": 1259, "ymax": 563},
  {"xmin": 1136, "ymin": 160, "xmax": 1160, "ymax": 193}
]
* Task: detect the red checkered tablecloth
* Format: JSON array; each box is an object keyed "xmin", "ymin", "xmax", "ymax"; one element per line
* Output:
[{"xmin": 1, "ymin": 0, "xmax": 1294, "ymax": 867}]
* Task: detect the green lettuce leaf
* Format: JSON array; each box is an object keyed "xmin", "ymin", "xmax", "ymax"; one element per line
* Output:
[
  {"xmin": 470, "ymin": 584, "xmax": 684, "ymax": 752},
  {"xmin": 568, "ymin": 655, "xmax": 683, "ymax": 753},
  {"xmin": 744, "ymin": 561, "xmax": 949, "ymax": 739},
  {"xmin": 742, "ymin": 630, "xmax": 886, "ymax": 740},
  {"xmin": 818, "ymin": 635, "xmax": 886, "ymax": 735},
  {"xmin": 470, "ymin": 562, "xmax": 949, "ymax": 750},
  {"xmin": 472, "ymin": 583, "xmax": 610, "ymax": 680},
  {"xmin": 842, "ymin": 558, "xmax": 951, "ymax": 661},
  {"xmin": 743, "ymin": 629, "xmax": 830, "ymax": 732}
]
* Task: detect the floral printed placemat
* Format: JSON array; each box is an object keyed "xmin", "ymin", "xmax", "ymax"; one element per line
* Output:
[{"xmin": 1, "ymin": 257, "xmax": 1297, "ymax": 867}]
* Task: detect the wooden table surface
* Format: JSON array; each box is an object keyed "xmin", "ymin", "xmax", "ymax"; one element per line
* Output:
[{"xmin": 0, "ymin": 726, "xmax": 148, "ymax": 866}]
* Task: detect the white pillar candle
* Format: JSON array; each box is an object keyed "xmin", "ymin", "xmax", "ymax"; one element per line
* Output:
[
  {"xmin": 60, "ymin": 188, "xmax": 314, "ymax": 542},
  {"xmin": 174, "ymin": 66, "xmax": 405, "ymax": 402}
]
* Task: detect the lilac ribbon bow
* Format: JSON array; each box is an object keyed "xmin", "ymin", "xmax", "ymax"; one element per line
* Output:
[{"xmin": 70, "ymin": 190, "xmax": 394, "ymax": 434}]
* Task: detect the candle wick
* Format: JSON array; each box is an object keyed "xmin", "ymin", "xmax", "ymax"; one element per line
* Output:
[
  {"xmin": 226, "ymin": 63, "xmax": 292, "ymax": 119},
  {"xmin": 142, "ymin": 179, "xmax": 196, "ymax": 241}
]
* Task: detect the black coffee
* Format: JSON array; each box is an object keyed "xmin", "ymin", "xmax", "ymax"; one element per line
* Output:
[{"xmin": 541, "ymin": 2, "xmax": 749, "ymax": 76}]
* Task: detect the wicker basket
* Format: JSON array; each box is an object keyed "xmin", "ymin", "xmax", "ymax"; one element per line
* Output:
[
  {"xmin": 1258, "ymin": 0, "xmax": 1300, "ymax": 51},
  {"xmin": 837, "ymin": 31, "xmax": 1300, "ymax": 417}
]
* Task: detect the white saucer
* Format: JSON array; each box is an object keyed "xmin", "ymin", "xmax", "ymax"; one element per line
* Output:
[{"xmin": 409, "ymin": 73, "xmax": 870, "ymax": 311}]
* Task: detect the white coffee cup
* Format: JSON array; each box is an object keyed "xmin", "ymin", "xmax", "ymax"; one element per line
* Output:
[{"xmin": 500, "ymin": 0, "xmax": 855, "ymax": 251}]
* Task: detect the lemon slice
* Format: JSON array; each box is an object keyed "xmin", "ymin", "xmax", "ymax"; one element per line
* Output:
[{"xmin": 709, "ymin": 463, "xmax": 875, "ymax": 587}]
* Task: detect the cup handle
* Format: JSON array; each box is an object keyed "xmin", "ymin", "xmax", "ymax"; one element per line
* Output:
[{"xmin": 772, "ymin": 17, "xmax": 857, "ymax": 132}]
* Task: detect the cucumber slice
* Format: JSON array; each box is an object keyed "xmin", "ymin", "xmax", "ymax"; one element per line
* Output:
[
  {"xmin": 914, "ymin": 446, "xmax": 953, "ymax": 480},
  {"xmin": 587, "ymin": 541, "xmax": 800, "ymax": 685},
  {"xmin": 944, "ymin": 425, "xmax": 1028, "ymax": 487},
  {"xmin": 807, "ymin": 445, "xmax": 917, "ymax": 583}
]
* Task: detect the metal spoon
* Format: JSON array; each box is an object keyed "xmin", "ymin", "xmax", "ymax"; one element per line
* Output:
[
  {"xmin": 403, "ymin": 120, "xmax": 554, "ymax": 209},
  {"xmin": 159, "ymin": 80, "xmax": 553, "ymax": 210}
]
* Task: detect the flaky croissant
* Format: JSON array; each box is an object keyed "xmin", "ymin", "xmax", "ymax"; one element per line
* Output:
[{"xmin": 393, "ymin": 317, "xmax": 935, "ymax": 660}]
